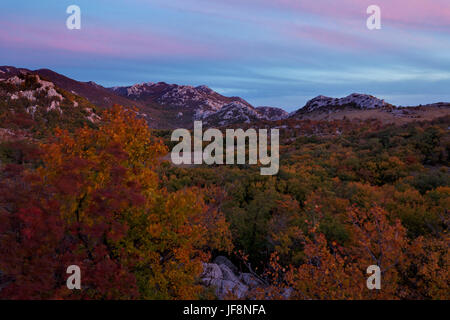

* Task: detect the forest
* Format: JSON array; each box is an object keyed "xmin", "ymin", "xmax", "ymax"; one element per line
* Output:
[{"xmin": 0, "ymin": 101, "xmax": 448, "ymax": 299}]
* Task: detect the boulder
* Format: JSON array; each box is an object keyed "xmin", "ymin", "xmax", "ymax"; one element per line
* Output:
[
  {"xmin": 200, "ymin": 258, "xmax": 250, "ymax": 299},
  {"xmin": 213, "ymin": 256, "xmax": 238, "ymax": 274},
  {"xmin": 201, "ymin": 263, "xmax": 223, "ymax": 286},
  {"xmin": 218, "ymin": 264, "xmax": 240, "ymax": 283}
]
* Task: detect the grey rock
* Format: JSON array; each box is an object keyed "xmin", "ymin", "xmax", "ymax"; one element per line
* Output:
[
  {"xmin": 201, "ymin": 263, "xmax": 223, "ymax": 286},
  {"xmin": 213, "ymin": 256, "xmax": 238, "ymax": 273},
  {"xmin": 200, "ymin": 258, "xmax": 251, "ymax": 299},
  {"xmin": 218, "ymin": 264, "xmax": 240, "ymax": 283}
]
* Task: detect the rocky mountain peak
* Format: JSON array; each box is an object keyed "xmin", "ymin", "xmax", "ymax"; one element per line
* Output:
[
  {"xmin": 302, "ymin": 93, "xmax": 389, "ymax": 113},
  {"xmin": 256, "ymin": 106, "xmax": 289, "ymax": 120}
]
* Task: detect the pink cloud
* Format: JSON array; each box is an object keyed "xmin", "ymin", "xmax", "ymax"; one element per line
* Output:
[
  {"xmin": 148, "ymin": 0, "xmax": 448, "ymax": 55},
  {"xmin": 253, "ymin": 0, "xmax": 450, "ymax": 30},
  {"xmin": 290, "ymin": 25, "xmax": 369, "ymax": 50},
  {"xmin": 0, "ymin": 18, "xmax": 221, "ymax": 59}
]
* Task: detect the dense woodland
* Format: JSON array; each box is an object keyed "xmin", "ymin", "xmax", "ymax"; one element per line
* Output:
[{"xmin": 0, "ymin": 78, "xmax": 448, "ymax": 299}]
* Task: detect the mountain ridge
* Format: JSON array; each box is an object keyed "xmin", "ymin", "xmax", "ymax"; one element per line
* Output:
[
  {"xmin": 108, "ymin": 82, "xmax": 288, "ymax": 127},
  {"xmin": 1, "ymin": 66, "xmax": 449, "ymax": 129}
]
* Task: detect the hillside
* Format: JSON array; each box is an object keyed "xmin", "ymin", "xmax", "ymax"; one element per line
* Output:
[
  {"xmin": 109, "ymin": 82, "xmax": 287, "ymax": 127},
  {"xmin": 290, "ymin": 93, "xmax": 450, "ymax": 125},
  {"xmin": 2, "ymin": 67, "xmax": 449, "ymax": 130},
  {"xmin": 0, "ymin": 70, "xmax": 101, "ymax": 141},
  {"xmin": 0, "ymin": 66, "xmax": 449, "ymax": 300}
]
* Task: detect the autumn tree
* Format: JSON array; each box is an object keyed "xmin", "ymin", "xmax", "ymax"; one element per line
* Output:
[
  {"xmin": 256, "ymin": 206, "xmax": 413, "ymax": 299},
  {"xmin": 0, "ymin": 106, "xmax": 231, "ymax": 299}
]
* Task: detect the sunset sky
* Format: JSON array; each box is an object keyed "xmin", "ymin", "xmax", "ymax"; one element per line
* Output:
[{"xmin": 1, "ymin": 0, "xmax": 449, "ymax": 111}]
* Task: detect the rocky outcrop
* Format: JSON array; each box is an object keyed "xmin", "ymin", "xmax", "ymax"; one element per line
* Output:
[
  {"xmin": 200, "ymin": 256, "xmax": 265, "ymax": 299},
  {"xmin": 299, "ymin": 93, "xmax": 390, "ymax": 113}
]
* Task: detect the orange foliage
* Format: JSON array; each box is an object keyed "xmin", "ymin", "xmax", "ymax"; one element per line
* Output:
[{"xmin": 0, "ymin": 106, "xmax": 232, "ymax": 299}]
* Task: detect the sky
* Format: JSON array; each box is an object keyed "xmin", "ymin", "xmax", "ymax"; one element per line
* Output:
[{"xmin": 1, "ymin": 0, "xmax": 449, "ymax": 111}]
